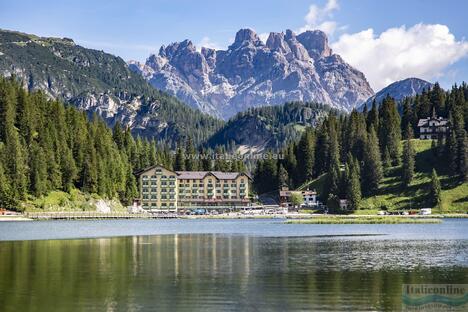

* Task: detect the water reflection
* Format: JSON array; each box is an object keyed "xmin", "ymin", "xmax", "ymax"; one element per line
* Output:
[{"xmin": 0, "ymin": 235, "xmax": 466, "ymax": 311}]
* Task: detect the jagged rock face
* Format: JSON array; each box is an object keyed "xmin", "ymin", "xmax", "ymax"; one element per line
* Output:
[{"xmin": 130, "ymin": 28, "xmax": 374, "ymax": 119}]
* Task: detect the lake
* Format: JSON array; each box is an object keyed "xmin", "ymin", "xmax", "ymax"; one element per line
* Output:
[{"xmin": 0, "ymin": 219, "xmax": 467, "ymax": 311}]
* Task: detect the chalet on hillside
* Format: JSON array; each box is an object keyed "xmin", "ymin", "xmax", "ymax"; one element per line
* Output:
[{"xmin": 417, "ymin": 110, "xmax": 449, "ymax": 140}]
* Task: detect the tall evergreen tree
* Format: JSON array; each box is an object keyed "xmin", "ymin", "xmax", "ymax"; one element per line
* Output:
[
  {"xmin": 295, "ymin": 128, "xmax": 315, "ymax": 184},
  {"xmin": 184, "ymin": 138, "xmax": 197, "ymax": 171},
  {"xmin": 345, "ymin": 156, "xmax": 361, "ymax": 210},
  {"xmin": 401, "ymin": 126, "xmax": 415, "ymax": 187},
  {"xmin": 379, "ymin": 96, "xmax": 401, "ymax": 165},
  {"xmin": 278, "ymin": 164, "xmax": 289, "ymax": 189},
  {"xmin": 430, "ymin": 169, "xmax": 442, "ymax": 210},
  {"xmin": 174, "ymin": 147, "xmax": 186, "ymax": 171},
  {"xmin": 362, "ymin": 129, "xmax": 383, "ymax": 195}
]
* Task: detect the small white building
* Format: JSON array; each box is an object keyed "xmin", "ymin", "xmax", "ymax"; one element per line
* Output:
[
  {"xmin": 418, "ymin": 111, "xmax": 449, "ymax": 140},
  {"xmin": 279, "ymin": 188, "xmax": 318, "ymax": 208},
  {"xmin": 339, "ymin": 199, "xmax": 349, "ymax": 210},
  {"xmin": 302, "ymin": 191, "xmax": 318, "ymax": 207}
]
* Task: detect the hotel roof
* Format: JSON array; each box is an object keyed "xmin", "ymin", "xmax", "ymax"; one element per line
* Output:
[
  {"xmin": 136, "ymin": 165, "xmax": 251, "ymax": 180},
  {"xmin": 176, "ymin": 171, "xmax": 248, "ymax": 180}
]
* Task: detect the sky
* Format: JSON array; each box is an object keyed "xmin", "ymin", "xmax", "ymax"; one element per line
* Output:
[{"xmin": 0, "ymin": 0, "xmax": 467, "ymax": 91}]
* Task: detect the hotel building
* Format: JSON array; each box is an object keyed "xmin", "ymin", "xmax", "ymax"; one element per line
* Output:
[{"xmin": 137, "ymin": 165, "xmax": 251, "ymax": 211}]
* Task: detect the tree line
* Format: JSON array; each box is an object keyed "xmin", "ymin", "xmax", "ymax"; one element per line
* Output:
[
  {"xmin": 253, "ymin": 82, "xmax": 468, "ymax": 211},
  {"xmin": 0, "ymin": 77, "xmax": 247, "ymax": 210}
]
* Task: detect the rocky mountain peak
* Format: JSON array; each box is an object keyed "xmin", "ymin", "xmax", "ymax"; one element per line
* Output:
[
  {"xmin": 297, "ymin": 30, "xmax": 332, "ymax": 59},
  {"xmin": 266, "ymin": 32, "xmax": 290, "ymax": 54},
  {"xmin": 131, "ymin": 28, "xmax": 374, "ymax": 119},
  {"xmin": 231, "ymin": 28, "xmax": 263, "ymax": 48},
  {"xmin": 159, "ymin": 39, "xmax": 196, "ymax": 59}
]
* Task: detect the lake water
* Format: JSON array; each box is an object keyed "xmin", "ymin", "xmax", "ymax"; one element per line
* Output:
[{"xmin": 0, "ymin": 219, "xmax": 467, "ymax": 311}]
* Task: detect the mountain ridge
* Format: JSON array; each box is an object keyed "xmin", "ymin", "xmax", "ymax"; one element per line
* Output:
[
  {"xmin": 130, "ymin": 28, "xmax": 374, "ymax": 119},
  {"xmin": 360, "ymin": 77, "xmax": 434, "ymax": 110},
  {"xmin": 0, "ymin": 29, "xmax": 223, "ymax": 146}
]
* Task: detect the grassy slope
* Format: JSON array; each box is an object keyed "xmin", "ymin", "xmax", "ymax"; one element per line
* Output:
[
  {"xmin": 298, "ymin": 139, "xmax": 467, "ymax": 213},
  {"xmin": 21, "ymin": 189, "xmax": 126, "ymax": 212}
]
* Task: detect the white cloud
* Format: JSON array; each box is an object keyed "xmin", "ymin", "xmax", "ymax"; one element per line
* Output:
[
  {"xmin": 298, "ymin": 0, "xmax": 340, "ymax": 35},
  {"xmin": 332, "ymin": 24, "xmax": 468, "ymax": 91},
  {"xmin": 197, "ymin": 36, "xmax": 223, "ymax": 51}
]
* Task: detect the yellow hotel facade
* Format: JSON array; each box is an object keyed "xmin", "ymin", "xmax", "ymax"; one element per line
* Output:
[{"xmin": 137, "ymin": 165, "xmax": 251, "ymax": 211}]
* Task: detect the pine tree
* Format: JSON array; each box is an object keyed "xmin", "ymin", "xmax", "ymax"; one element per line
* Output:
[
  {"xmin": 29, "ymin": 141, "xmax": 48, "ymax": 196},
  {"xmin": 324, "ymin": 163, "xmax": 341, "ymax": 202},
  {"xmin": 401, "ymin": 126, "xmax": 415, "ymax": 187},
  {"xmin": 174, "ymin": 147, "xmax": 185, "ymax": 171},
  {"xmin": 379, "ymin": 96, "xmax": 401, "ymax": 165},
  {"xmin": 366, "ymin": 100, "xmax": 379, "ymax": 133},
  {"xmin": 295, "ymin": 128, "xmax": 315, "ymax": 184},
  {"xmin": 430, "ymin": 169, "xmax": 442, "ymax": 210},
  {"xmin": 459, "ymin": 131, "xmax": 468, "ymax": 181},
  {"xmin": 0, "ymin": 159, "xmax": 16, "ymax": 209},
  {"xmin": 401, "ymin": 98, "xmax": 414, "ymax": 139},
  {"xmin": 184, "ymin": 138, "xmax": 197, "ymax": 171},
  {"xmin": 345, "ymin": 156, "xmax": 361, "ymax": 210},
  {"xmin": 362, "ymin": 129, "xmax": 383, "ymax": 195},
  {"xmin": 278, "ymin": 164, "xmax": 289, "ymax": 189},
  {"xmin": 123, "ymin": 165, "xmax": 138, "ymax": 205},
  {"xmin": 447, "ymin": 129, "xmax": 458, "ymax": 173}
]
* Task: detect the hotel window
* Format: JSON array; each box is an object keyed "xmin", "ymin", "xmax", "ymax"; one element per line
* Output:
[
  {"xmin": 143, "ymin": 188, "xmax": 149, "ymax": 193},
  {"xmin": 142, "ymin": 181, "xmax": 149, "ymax": 186},
  {"xmin": 143, "ymin": 195, "xmax": 149, "ymax": 199},
  {"xmin": 151, "ymin": 195, "xmax": 157, "ymax": 199},
  {"xmin": 151, "ymin": 180, "xmax": 157, "ymax": 186},
  {"xmin": 142, "ymin": 175, "xmax": 149, "ymax": 180},
  {"xmin": 151, "ymin": 188, "xmax": 157, "ymax": 192},
  {"xmin": 151, "ymin": 175, "xmax": 157, "ymax": 179},
  {"xmin": 151, "ymin": 203, "xmax": 157, "ymax": 207},
  {"xmin": 161, "ymin": 195, "xmax": 167, "ymax": 199}
]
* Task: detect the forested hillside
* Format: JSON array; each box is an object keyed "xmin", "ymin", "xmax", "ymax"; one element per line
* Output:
[
  {"xmin": 0, "ymin": 77, "xmax": 168, "ymax": 210},
  {"xmin": 0, "ymin": 29, "xmax": 223, "ymax": 146},
  {"xmin": 207, "ymin": 102, "xmax": 333, "ymax": 152},
  {"xmin": 253, "ymin": 83, "xmax": 468, "ymax": 212},
  {"xmin": 0, "ymin": 77, "xmax": 246, "ymax": 211}
]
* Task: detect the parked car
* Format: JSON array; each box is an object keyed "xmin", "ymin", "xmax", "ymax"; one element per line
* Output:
[{"xmin": 419, "ymin": 208, "xmax": 432, "ymax": 215}]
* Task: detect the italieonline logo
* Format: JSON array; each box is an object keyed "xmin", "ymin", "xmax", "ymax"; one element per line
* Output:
[{"xmin": 402, "ymin": 284, "xmax": 467, "ymax": 311}]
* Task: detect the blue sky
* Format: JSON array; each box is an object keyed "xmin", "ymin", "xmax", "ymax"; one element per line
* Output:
[{"xmin": 1, "ymin": 0, "xmax": 467, "ymax": 90}]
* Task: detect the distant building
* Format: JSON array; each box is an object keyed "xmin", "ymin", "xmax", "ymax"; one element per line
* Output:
[
  {"xmin": 136, "ymin": 165, "xmax": 251, "ymax": 212},
  {"xmin": 279, "ymin": 187, "xmax": 318, "ymax": 208},
  {"xmin": 339, "ymin": 199, "xmax": 349, "ymax": 211},
  {"xmin": 418, "ymin": 110, "xmax": 449, "ymax": 140}
]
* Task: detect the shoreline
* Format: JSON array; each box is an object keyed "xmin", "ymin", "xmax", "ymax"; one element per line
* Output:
[{"xmin": 1, "ymin": 213, "xmax": 466, "ymax": 222}]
